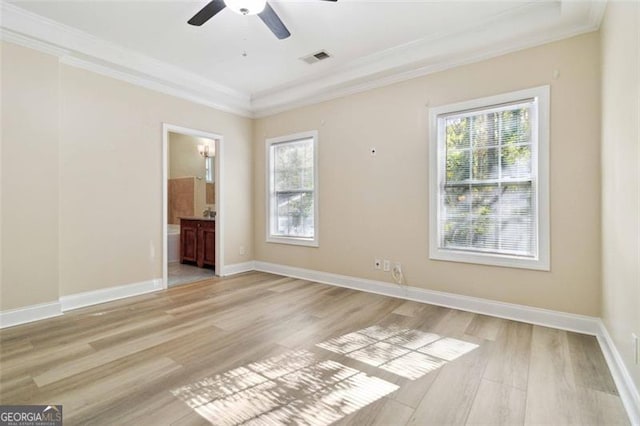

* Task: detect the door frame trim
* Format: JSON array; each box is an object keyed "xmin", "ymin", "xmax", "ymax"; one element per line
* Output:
[{"xmin": 162, "ymin": 123, "xmax": 224, "ymax": 289}]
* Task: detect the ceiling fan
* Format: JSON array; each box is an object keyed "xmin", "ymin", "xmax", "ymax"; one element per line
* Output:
[{"xmin": 188, "ymin": 0, "xmax": 337, "ymax": 40}]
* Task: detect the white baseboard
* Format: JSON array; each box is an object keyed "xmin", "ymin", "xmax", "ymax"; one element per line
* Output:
[
  {"xmin": 220, "ymin": 261, "xmax": 256, "ymax": 277},
  {"xmin": 2, "ymin": 261, "xmax": 637, "ymax": 424},
  {"xmin": 254, "ymin": 261, "xmax": 639, "ymax": 423},
  {"xmin": 0, "ymin": 301, "xmax": 62, "ymax": 329},
  {"xmin": 597, "ymin": 321, "xmax": 640, "ymax": 425},
  {"xmin": 254, "ymin": 261, "xmax": 600, "ymax": 335},
  {"xmin": 59, "ymin": 278, "xmax": 163, "ymax": 312}
]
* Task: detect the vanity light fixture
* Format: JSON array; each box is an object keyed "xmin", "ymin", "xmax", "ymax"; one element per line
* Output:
[{"xmin": 198, "ymin": 143, "xmax": 215, "ymax": 158}]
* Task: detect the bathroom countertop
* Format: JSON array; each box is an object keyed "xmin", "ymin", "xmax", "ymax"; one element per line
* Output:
[{"xmin": 179, "ymin": 216, "xmax": 216, "ymax": 222}]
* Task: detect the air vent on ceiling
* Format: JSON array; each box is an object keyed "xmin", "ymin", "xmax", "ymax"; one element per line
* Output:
[{"xmin": 301, "ymin": 50, "xmax": 331, "ymax": 65}]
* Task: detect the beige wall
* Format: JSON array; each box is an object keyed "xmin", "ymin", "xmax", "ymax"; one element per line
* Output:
[
  {"xmin": 1, "ymin": 43, "xmax": 60, "ymax": 310},
  {"xmin": 254, "ymin": 32, "xmax": 602, "ymax": 316},
  {"xmin": 168, "ymin": 132, "xmax": 215, "ymax": 217},
  {"xmin": 59, "ymin": 65, "xmax": 253, "ymax": 295},
  {"xmin": 1, "ymin": 40, "xmax": 253, "ymax": 307},
  {"xmin": 168, "ymin": 132, "xmax": 212, "ymax": 181},
  {"xmin": 601, "ymin": 1, "xmax": 640, "ymax": 392}
]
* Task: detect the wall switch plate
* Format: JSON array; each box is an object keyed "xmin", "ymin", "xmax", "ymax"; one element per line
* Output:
[
  {"xmin": 633, "ymin": 333, "xmax": 639, "ymax": 364},
  {"xmin": 239, "ymin": 246, "xmax": 246, "ymax": 256},
  {"xmin": 374, "ymin": 259, "xmax": 382, "ymax": 270},
  {"xmin": 383, "ymin": 259, "xmax": 391, "ymax": 272}
]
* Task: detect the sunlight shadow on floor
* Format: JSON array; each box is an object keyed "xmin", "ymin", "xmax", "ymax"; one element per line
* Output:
[
  {"xmin": 171, "ymin": 349, "xmax": 399, "ymax": 425},
  {"xmin": 316, "ymin": 325, "xmax": 478, "ymax": 380},
  {"xmin": 172, "ymin": 325, "xmax": 479, "ymax": 425}
]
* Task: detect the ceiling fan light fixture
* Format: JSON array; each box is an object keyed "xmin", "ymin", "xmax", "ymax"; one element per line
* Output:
[{"xmin": 224, "ymin": 0, "xmax": 266, "ymax": 15}]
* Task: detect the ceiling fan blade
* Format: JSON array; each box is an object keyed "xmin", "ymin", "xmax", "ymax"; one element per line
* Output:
[
  {"xmin": 188, "ymin": 0, "xmax": 226, "ymax": 26},
  {"xmin": 258, "ymin": 3, "xmax": 291, "ymax": 40}
]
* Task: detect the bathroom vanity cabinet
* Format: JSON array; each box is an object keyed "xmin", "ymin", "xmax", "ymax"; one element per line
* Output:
[{"xmin": 180, "ymin": 218, "xmax": 215, "ymax": 269}]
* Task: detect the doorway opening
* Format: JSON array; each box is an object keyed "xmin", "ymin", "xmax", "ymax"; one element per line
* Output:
[{"xmin": 162, "ymin": 124, "xmax": 223, "ymax": 289}]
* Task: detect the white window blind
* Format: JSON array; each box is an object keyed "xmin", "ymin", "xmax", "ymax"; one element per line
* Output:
[
  {"xmin": 441, "ymin": 100, "xmax": 536, "ymax": 256},
  {"xmin": 429, "ymin": 87, "xmax": 550, "ymax": 270},
  {"xmin": 267, "ymin": 131, "xmax": 319, "ymax": 246}
]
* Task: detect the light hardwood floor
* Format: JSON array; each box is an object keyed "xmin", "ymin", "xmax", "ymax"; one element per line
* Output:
[{"xmin": 0, "ymin": 272, "xmax": 629, "ymax": 425}]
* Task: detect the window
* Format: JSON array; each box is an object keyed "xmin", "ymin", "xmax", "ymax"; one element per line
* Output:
[
  {"xmin": 266, "ymin": 131, "xmax": 319, "ymax": 247},
  {"xmin": 205, "ymin": 157, "xmax": 214, "ymax": 183},
  {"xmin": 429, "ymin": 86, "xmax": 550, "ymax": 270}
]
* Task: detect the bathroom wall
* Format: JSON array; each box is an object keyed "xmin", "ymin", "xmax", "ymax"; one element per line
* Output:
[
  {"xmin": 168, "ymin": 132, "xmax": 215, "ymax": 219},
  {"xmin": 168, "ymin": 177, "xmax": 195, "ymax": 224}
]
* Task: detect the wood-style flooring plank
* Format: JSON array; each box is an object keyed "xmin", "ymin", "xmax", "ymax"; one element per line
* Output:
[
  {"xmin": 482, "ymin": 320, "xmax": 532, "ymax": 390},
  {"xmin": 406, "ymin": 334, "xmax": 491, "ymax": 425},
  {"xmin": 334, "ymin": 396, "xmax": 414, "ymax": 426},
  {"xmin": 524, "ymin": 326, "xmax": 580, "ymax": 425},
  {"xmin": 0, "ymin": 272, "xmax": 629, "ymax": 425},
  {"xmin": 465, "ymin": 379, "xmax": 526, "ymax": 425},
  {"xmin": 567, "ymin": 331, "xmax": 619, "ymax": 394}
]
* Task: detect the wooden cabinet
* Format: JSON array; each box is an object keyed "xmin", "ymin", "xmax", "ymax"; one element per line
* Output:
[{"xmin": 180, "ymin": 218, "xmax": 215, "ymax": 269}]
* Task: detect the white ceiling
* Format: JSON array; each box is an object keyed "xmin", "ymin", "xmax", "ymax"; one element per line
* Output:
[{"xmin": 1, "ymin": 0, "xmax": 605, "ymax": 116}]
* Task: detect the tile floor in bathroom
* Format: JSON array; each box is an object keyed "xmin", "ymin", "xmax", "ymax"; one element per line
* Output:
[{"xmin": 168, "ymin": 262, "xmax": 215, "ymax": 287}]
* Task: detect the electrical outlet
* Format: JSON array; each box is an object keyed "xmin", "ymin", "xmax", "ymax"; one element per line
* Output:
[
  {"xmin": 633, "ymin": 333, "xmax": 639, "ymax": 364},
  {"xmin": 239, "ymin": 246, "xmax": 246, "ymax": 256},
  {"xmin": 383, "ymin": 259, "xmax": 391, "ymax": 272},
  {"xmin": 392, "ymin": 262, "xmax": 404, "ymax": 285},
  {"xmin": 374, "ymin": 258, "xmax": 382, "ymax": 270}
]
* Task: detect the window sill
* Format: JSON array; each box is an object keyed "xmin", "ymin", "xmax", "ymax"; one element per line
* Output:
[
  {"xmin": 267, "ymin": 236, "xmax": 319, "ymax": 248},
  {"xmin": 429, "ymin": 247, "xmax": 549, "ymax": 271}
]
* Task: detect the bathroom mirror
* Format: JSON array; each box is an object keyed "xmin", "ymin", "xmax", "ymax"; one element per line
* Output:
[{"xmin": 167, "ymin": 132, "xmax": 216, "ymax": 223}]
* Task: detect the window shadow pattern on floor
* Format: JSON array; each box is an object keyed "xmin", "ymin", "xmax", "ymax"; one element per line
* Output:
[
  {"xmin": 317, "ymin": 325, "xmax": 479, "ymax": 380},
  {"xmin": 171, "ymin": 349, "xmax": 398, "ymax": 425},
  {"xmin": 172, "ymin": 325, "xmax": 478, "ymax": 425}
]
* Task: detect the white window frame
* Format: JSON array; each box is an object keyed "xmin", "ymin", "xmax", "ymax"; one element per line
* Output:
[
  {"xmin": 429, "ymin": 86, "xmax": 550, "ymax": 271},
  {"xmin": 266, "ymin": 130, "xmax": 319, "ymax": 247}
]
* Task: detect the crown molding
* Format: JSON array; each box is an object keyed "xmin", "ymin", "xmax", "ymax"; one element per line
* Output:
[
  {"xmin": 1, "ymin": 0, "xmax": 607, "ymax": 119},
  {"xmin": 0, "ymin": 1, "xmax": 253, "ymax": 117},
  {"xmin": 58, "ymin": 55, "xmax": 252, "ymax": 117},
  {"xmin": 251, "ymin": 0, "xmax": 606, "ymax": 117},
  {"xmin": 588, "ymin": 0, "xmax": 608, "ymax": 29},
  {"xmin": 0, "ymin": 27, "xmax": 70, "ymax": 57}
]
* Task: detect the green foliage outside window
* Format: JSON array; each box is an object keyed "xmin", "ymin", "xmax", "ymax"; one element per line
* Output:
[{"xmin": 442, "ymin": 106, "xmax": 534, "ymax": 254}]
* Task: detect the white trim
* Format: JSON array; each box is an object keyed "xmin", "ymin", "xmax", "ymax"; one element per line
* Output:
[
  {"xmin": 220, "ymin": 261, "xmax": 257, "ymax": 277},
  {"xmin": 253, "ymin": 261, "xmax": 598, "ymax": 335},
  {"xmin": 253, "ymin": 261, "xmax": 638, "ymax": 424},
  {"xmin": 0, "ymin": 301, "xmax": 62, "ymax": 329},
  {"xmin": 428, "ymin": 85, "xmax": 550, "ymax": 271},
  {"xmin": 162, "ymin": 124, "xmax": 225, "ymax": 289},
  {"xmin": 588, "ymin": 0, "xmax": 608, "ymax": 30},
  {"xmin": 0, "ymin": 28, "xmax": 70, "ymax": 57},
  {"xmin": 0, "ymin": 3, "xmax": 252, "ymax": 117},
  {"xmin": 251, "ymin": 3, "xmax": 604, "ymax": 118},
  {"xmin": 59, "ymin": 279, "xmax": 162, "ymax": 312},
  {"xmin": 265, "ymin": 130, "xmax": 320, "ymax": 248},
  {"xmin": 60, "ymin": 56, "xmax": 251, "ymax": 118},
  {"xmin": 596, "ymin": 321, "xmax": 640, "ymax": 426},
  {"xmin": 1, "ymin": 0, "xmax": 605, "ymax": 119}
]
